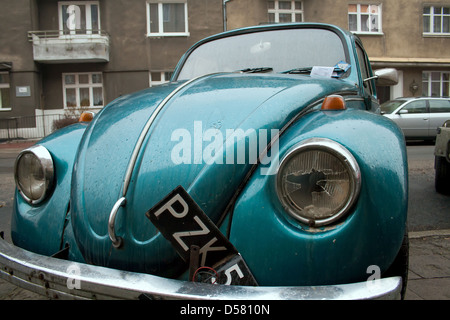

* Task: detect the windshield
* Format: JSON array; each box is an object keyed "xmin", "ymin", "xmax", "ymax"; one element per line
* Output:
[
  {"xmin": 176, "ymin": 28, "xmax": 348, "ymax": 80},
  {"xmin": 380, "ymin": 100, "xmax": 407, "ymax": 114}
]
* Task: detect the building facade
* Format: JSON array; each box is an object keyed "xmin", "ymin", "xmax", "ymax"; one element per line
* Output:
[{"xmin": 1, "ymin": 0, "xmax": 449, "ymax": 139}]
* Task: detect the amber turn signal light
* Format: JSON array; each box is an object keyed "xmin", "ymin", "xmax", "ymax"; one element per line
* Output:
[
  {"xmin": 79, "ymin": 111, "xmax": 95, "ymax": 122},
  {"xmin": 321, "ymin": 95, "xmax": 346, "ymax": 111}
]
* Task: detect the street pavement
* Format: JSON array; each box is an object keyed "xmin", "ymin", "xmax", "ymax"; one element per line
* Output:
[
  {"xmin": 407, "ymin": 231, "xmax": 450, "ymax": 299},
  {"xmin": 0, "ymin": 140, "xmax": 449, "ymax": 300}
]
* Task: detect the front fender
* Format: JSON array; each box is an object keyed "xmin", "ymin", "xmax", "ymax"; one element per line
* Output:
[
  {"xmin": 229, "ymin": 108, "xmax": 408, "ymax": 286},
  {"xmin": 11, "ymin": 123, "xmax": 88, "ymax": 258}
]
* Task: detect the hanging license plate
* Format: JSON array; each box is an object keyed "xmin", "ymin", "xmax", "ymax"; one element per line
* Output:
[{"xmin": 145, "ymin": 186, "xmax": 258, "ymax": 286}]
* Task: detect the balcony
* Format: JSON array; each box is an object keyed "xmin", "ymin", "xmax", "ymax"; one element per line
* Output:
[{"xmin": 28, "ymin": 30, "xmax": 110, "ymax": 64}]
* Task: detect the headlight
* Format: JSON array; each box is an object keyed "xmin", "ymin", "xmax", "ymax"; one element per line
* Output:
[
  {"xmin": 14, "ymin": 145, "xmax": 54, "ymax": 205},
  {"xmin": 276, "ymin": 138, "xmax": 361, "ymax": 227}
]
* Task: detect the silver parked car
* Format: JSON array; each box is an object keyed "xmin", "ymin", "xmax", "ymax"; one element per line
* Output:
[{"xmin": 381, "ymin": 97, "xmax": 450, "ymax": 140}]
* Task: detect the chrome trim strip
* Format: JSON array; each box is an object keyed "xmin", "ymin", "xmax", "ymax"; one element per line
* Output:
[
  {"xmin": 344, "ymin": 96, "xmax": 365, "ymax": 102},
  {"xmin": 276, "ymin": 138, "xmax": 361, "ymax": 227},
  {"xmin": 0, "ymin": 238, "xmax": 401, "ymax": 300},
  {"xmin": 108, "ymin": 197, "xmax": 126, "ymax": 249},
  {"xmin": 14, "ymin": 145, "xmax": 54, "ymax": 205}
]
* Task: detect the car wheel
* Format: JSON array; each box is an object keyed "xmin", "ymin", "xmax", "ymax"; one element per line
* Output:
[
  {"xmin": 435, "ymin": 156, "xmax": 450, "ymax": 195},
  {"xmin": 382, "ymin": 230, "xmax": 409, "ymax": 300}
]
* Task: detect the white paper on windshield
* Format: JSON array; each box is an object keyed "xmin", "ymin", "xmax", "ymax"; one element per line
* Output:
[{"xmin": 311, "ymin": 66, "xmax": 334, "ymax": 78}]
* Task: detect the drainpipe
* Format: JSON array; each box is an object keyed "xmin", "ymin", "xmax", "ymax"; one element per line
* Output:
[{"xmin": 223, "ymin": 0, "xmax": 232, "ymax": 31}]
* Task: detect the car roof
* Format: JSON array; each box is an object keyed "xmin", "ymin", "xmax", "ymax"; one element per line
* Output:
[
  {"xmin": 395, "ymin": 97, "xmax": 450, "ymax": 99},
  {"xmin": 389, "ymin": 97, "xmax": 450, "ymax": 102}
]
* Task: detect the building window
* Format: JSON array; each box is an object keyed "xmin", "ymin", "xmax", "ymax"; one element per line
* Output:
[
  {"xmin": 423, "ymin": 6, "xmax": 450, "ymax": 36},
  {"xmin": 0, "ymin": 72, "xmax": 11, "ymax": 111},
  {"xmin": 59, "ymin": 1, "xmax": 101, "ymax": 35},
  {"xmin": 348, "ymin": 4, "xmax": 382, "ymax": 34},
  {"xmin": 150, "ymin": 71, "xmax": 173, "ymax": 86},
  {"xmin": 147, "ymin": 1, "xmax": 189, "ymax": 36},
  {"xmin": 422, "ymin": 71, "xmax": 450, "ymax": 97},
  {"xmin": 63, "ymin": 73, "xmax": 104, "ymax": 109},
  {"xmin": 268, "ymin": 1, "xmax": 303, "ymax": 23}
]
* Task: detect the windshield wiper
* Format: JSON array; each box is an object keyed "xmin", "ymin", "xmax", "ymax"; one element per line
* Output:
[
  {"xmin": 239, "ymin": 67, "xmax": 273, "ymax": 74},
  {"xmin": 281, "ymin": 67, "xmax": 312, "ymax": 75}
]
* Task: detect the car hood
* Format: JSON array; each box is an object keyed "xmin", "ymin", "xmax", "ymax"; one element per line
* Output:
[{"xmin": 70, "ymin": 73, "xmax": 356, "ymax": 275}]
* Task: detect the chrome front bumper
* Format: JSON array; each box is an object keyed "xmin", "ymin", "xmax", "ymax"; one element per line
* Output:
[{"xmin": 0, "ymin": 238, "xmax": 402, "ymax": 300}]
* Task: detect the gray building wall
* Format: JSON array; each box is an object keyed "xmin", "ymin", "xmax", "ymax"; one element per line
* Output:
[{"xmin": 0, "ymin": 0, "xmax": 39, "ymax": 118}]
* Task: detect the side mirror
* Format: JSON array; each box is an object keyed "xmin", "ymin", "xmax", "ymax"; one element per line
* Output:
[
  {"xmin": 364, "ymin": 68, "xmax": 399, "ymax": 86},
  {"xmin": 375, "ymin": 68, "xmax": 399, "ymax": 86},
  {"xmin": 398, "ymin": 109, "xmax": 409, "ymax": 115}
]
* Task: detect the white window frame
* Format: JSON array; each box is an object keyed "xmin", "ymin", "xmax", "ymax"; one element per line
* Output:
[
  {"xmin": 348, "ymin": 4, "xmax": 383, "ymax": 35},
  {"xmin": 423, "ymin": 6, "xmax": 450, "ymax": 36},
  {"xmin": 63, "ymin": 72, "xmax": 104, "ymax": 109},
  {"xmin": 422, "ymin": 71, "xmax": 450, "ymax": 97},
  {"xmin": 149, "ymin": 71, "xmax": 173, "ymax": 87},
  {"xmin": 0, "ymin": 72, "xmax": 11, "ymax": 111},
  {"xmin": 58, "ymin": 1, "xmax": 101, "ymax": 36},
  {"xmin": 268, "ymin": 1, "xmax": 304, "ymax": 23},
  {"xmin": 146, "ymin": 1, "xmax": 189, "ymax": 37}
]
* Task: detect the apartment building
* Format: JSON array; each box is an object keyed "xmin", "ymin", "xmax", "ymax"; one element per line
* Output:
[{"xmin": 0, "ymin": 0, "xmax": 449, "ymax": 139}]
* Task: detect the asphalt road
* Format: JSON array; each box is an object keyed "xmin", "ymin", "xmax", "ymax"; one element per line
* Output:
[
  {"xmin": 406, "ymin": 142, "xmax": 450, "ymax": 231},
  {"xmin": 0, "ymin": 141, "xmax": 449, "ymax": 300}
]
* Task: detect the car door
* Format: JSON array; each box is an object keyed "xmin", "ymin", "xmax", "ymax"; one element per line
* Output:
[
  {"xmin": 395, "ymin": 100, "xmax": 429, "ymax": 138},
  {"xmin": 428, "ymin": 99, "xmax": 450, "ymax": 138}
]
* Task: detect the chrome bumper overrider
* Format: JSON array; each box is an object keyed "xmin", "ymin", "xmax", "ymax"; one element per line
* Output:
[{"xmin": 0, "ymin": 238, "xmax": 402, "ymax": 300}]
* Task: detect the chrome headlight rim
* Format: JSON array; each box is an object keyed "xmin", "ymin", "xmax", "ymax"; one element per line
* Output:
[
  {"xmin": 276, "ymin": 138, "xmax": 361, "ymax": 228},
  {"xmin": 14, "ymin": 145, "xmax": 54, "ymax": 205}
]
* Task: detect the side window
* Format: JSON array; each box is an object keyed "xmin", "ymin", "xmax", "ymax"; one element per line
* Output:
[
  {"xmin": 356, "ymin": 44, "xmax": 373, "ymax": 95},
  {"xmin": 403, "ymin": 100, "xmax": 427, "ymax": 114},
  {"xmin": 429, "ymin": 99, "xmax": 450, "ymax": 113}
]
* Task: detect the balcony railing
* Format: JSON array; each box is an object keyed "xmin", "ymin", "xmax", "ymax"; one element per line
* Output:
[{"xmin": 28, "ymin": 30, "xmax": 110, "ymax": 63}]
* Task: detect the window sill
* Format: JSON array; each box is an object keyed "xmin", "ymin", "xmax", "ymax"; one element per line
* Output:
[
  {"xmin": 0, "ymin": 108, "xmax": 11, "ymax": 112},
  {"xmin": 352, "ymin": 31, "xmax": 384, "ymax": 36},
  {"xmin": 423, "ymin": 33, "xmax": 450, "ymax": 38},
  {"xmin": 147, "ymin": 32, "xmax": 190, "ymax": 38}
]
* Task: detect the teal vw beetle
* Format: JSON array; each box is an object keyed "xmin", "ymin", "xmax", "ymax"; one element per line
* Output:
[{"xmin": 0, "ymin": 23, "xmax": 408, "ymax": 300}]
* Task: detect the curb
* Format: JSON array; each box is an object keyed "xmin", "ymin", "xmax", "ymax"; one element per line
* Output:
[
  {"xmin": 409, "ymin": 229, "xmax": 450, "ymax": 239},
  {"xmin": 0, "ymin": 141, "xmax": 37, "ymax": 150}
]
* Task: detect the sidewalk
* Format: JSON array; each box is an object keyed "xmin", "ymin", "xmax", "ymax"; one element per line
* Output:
[
  {"xmin": 0, "ymin": 140, "xmax": 37, "ymax": 150},
  {"xmin": 406, "ymin": 230, "xmax": 450, "ymax": 300}
]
